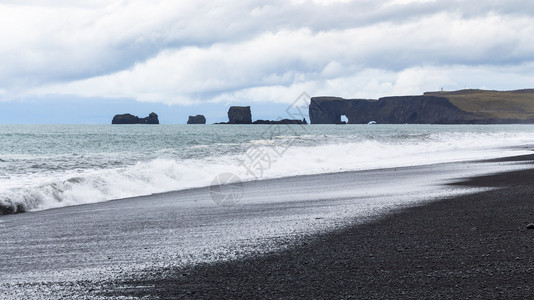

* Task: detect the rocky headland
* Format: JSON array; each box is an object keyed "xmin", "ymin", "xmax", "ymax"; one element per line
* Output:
[{"xmin": 309, "ymin": 89, "xmax": 534, "ymax": 124}]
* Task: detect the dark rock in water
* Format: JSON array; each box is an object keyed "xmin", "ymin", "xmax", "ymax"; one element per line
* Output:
[
  {"xmin": 112, "ymin": 112, "xmax": 159, "ymax": 124},
  {"xmin": 526, "ymin": 223, "xmax": 534, "ymax": 229},
  {"xmin": 187, "ymin": 115, "xmax": 206, "ymax": 124},
  {"xmin": 0, "ymin": 202, "xmax": 26, "ymax": 215},
  {"xmin": 112, "ymin": 113, "xmax": 138, "ymax": 124},
  {"xmin": 227, "ymin": 106, "xmax": 252, "ymax": 124},
  {"xmin": 218, "ymin": 107, "xmax": 307, "ymax": 125},
  {"xmin": 251, "ymin": 120, "xmax": 271, "ymax": 124},
  {"xmin": 252, "ymin": 118, "xmax": 307, "ymax": 125}
]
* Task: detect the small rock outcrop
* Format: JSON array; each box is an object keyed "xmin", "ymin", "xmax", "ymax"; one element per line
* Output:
[
  {"xmin": 227, "ymin": 106, "xmax": 252, "ymax": 124},
  {"xmin": 0, "ymin": 202, "xmax": 26, "ymax": 215},
  {"xmin": 112, "ymin": 112, "xmax": 159, "ymax": 124},
  {"xmin": 187, "ymin": 115, "xmax": 206, "ymax": 124},
  {"xmin": 252, "ymin": 119, "xmax": 308, "ymax": 125}
]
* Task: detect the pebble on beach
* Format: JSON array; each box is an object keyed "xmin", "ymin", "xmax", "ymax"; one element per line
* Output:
[{"xmin": 526, "ymin": 223, "xmax": 534, "ymax": 229}]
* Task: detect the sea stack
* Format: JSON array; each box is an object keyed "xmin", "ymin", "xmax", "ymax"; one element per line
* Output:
[
  {"xmin": 112, "ymin": 112, "xmax": 159, "ymax": 124},
  {"xmin": 227, "ymin": 106, "xmax": 252, "ymax": 124},
  {"xmin": 187, "ymin": 115, "xmax": 206, "ymax": 124}
]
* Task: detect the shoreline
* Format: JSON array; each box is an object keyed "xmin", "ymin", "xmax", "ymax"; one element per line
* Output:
[
  {"xmin": 2, "ymin": 154, "xmax": 534, "ymax": 298},
  {"xmin": 2, "ymin": 127, "xmax": 533, "ymax": 216},
  {"xmin": 8, "ymin": 151, "xmax": 534, "ymax": 217},
  {"xmin": 104, "ymin": 158, "xmax": 534, "ymax": 299}
]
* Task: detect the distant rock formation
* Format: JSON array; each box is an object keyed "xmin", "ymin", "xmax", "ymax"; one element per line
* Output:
[
  {"xmin": 227, "ymin": 106, "xmax": 252, "ymax": 124},
  {"xmin": 187, "ymin": 115, "xmax": 206, "ymax": 124},
  {"xmin": 309, "ymin": 96, "xmax": 470, "ymax": 124},
  {"xmin": 112, "ymin": 112, "xmax": 159, "ymax": 124},
  {"xmin": 253, "ymin": 118, "xmax": 308, "ymax": 125},
  {"xmin": 309, "ymin": 89, "xmax": 534, "ymax": 124},
  {"xmin": 215, "ymin": 106, "xmax": 307, "ymax": 125}
]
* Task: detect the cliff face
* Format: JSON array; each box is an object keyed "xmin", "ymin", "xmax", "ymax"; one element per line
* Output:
[
  {"xmin": 112, "ymin": 112, "xmax": 159, "ymax": 124},
  {"xmin": 187, "ymin": 115, "xmax": 206, "ymax": 124},
  {"xmin": 309, "ymin": 90, "xmax": 534, "ymax": 124},
  {"xmin": 309, "ymin": 96, "xmax": 472, "ymax": 124},
  {"xmin": 227, "ymin": 106, "xmax": 252, "ymax": 124}
]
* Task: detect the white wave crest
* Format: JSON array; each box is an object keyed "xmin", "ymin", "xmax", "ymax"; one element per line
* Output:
[
  {"xmin": 1, "ymin": 130, "xmax": 532, "ymax": 214},
  {"xmin": 0, "ymin": 158, "xmax": 243, "ymax": 213}
]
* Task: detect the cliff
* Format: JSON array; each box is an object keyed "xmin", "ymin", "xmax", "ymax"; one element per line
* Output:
[
  {"xmin": 309, "ymin": 89, "xmax": 534, "ymax": 124},
  {"xmin": 187, "ymin": 115, "xmax": 206, "ymax": 124},
  {"xmin": 424, "ymin": 89, "xmax": 534, "ymax": 121},
  {"xmin": 112, "ymin": 112, "xmax": 159, "ymax": 124}
]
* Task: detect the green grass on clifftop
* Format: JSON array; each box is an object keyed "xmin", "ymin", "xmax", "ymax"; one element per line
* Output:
[{"xmin": 424, "ymin": 89, "xmax": 534, "ymax": 120}]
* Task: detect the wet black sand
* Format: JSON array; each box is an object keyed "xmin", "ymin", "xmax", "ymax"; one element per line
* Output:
[{"xmin": 105, "ymin": 156, "xmax": 534, "ymax": 299}]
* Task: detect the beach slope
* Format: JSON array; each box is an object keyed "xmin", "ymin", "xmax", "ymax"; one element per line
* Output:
[{"xmin": 108, "ymin": 157, "xmax": 534, "ymax": 299}]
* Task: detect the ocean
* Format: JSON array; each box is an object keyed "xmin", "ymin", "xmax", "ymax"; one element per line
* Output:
[{"xmin": 1, "ymin": 124, "xmax": 533, "ymax": 214}]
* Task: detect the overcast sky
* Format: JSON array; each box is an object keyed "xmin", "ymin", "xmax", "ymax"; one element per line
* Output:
[{"xmin": 1, "ymin": 0, "xmax": 534, "ymax": 123}]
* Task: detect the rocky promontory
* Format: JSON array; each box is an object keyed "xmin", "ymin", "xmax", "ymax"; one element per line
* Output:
[
  {"xmin": 309, "ymin": 89, "xmax": 534, "ymax": 124},
  {"xmin": 309, "ymin": 96, "xmax": 469, "ymax": 124},
  {"xmin": 112, "ymin": 112, "xmax": 159, "ymax": 124},
  {"xmin": 187, "ymin": 115, "xmax": 206, "ymax": 124}
]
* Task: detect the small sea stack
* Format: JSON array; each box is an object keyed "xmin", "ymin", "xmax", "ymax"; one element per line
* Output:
[
  {"xmin": 187, "ymin": 115, "xmax": 206, "ymax": 124},
  {"xmin": 227, "ymin": 106, "xmax": 252, "ymax": 124}
]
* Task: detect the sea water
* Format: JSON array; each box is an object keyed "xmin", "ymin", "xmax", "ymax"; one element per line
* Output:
[{"xmin": 1, "ymin": 124, "xmax": 533, "ymax": 213}]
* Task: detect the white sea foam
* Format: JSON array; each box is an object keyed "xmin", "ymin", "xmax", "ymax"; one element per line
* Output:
[
  {"xmin": 0, "ymin": 129, "xmax": 533, "ymax": 213},
  {"xmin": 0, "ymin": 158, "xmax": 241, "ymax": 212},
  {"xmin": 269, "ymin": 132, "xmax": 531, "ymax": 176}
]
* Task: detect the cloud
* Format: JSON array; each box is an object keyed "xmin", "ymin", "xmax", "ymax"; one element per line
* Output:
[{"xmin": 2, "ymin": 0, "xmax": 534, "ymax": 104}]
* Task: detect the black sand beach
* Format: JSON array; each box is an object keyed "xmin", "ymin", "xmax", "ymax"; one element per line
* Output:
[
  {"xmin": 106, "ymin": 156, "xmax": 534, "ymax": 299},
  {"xmin": 1, "ymin": 155, "xmax": 534, "ymax": 299}
]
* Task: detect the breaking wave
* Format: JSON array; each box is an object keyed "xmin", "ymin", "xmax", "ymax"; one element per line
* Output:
[
  {"xmin": 0, "ymin": 158, "xmax": 243, "ymax": 214},
  {"xmin": 1, "ymin": 129, "xmax": 533, "ymax": 215}
]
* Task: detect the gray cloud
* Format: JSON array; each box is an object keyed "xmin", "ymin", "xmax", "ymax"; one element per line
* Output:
[{"xmin": 1, "ymin": 0, "xmax": 534, "ymax": 103}]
